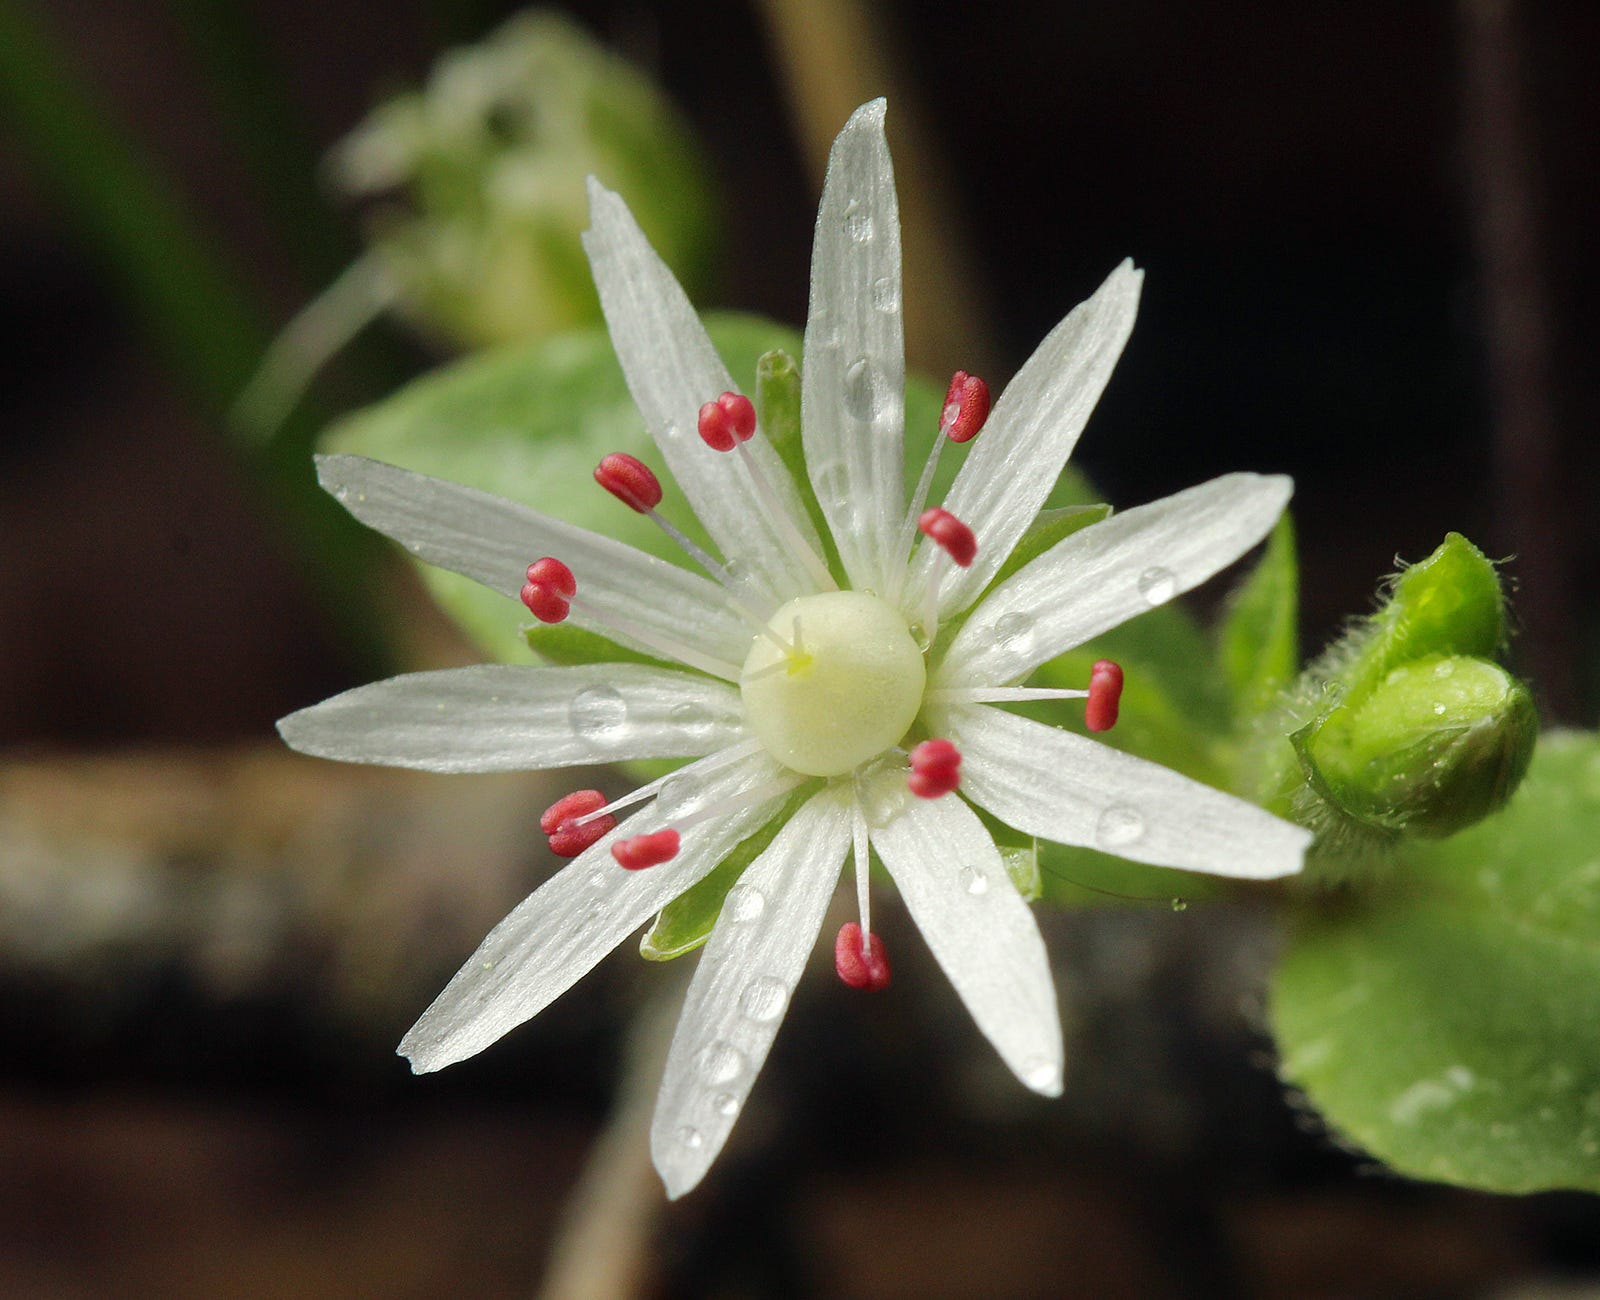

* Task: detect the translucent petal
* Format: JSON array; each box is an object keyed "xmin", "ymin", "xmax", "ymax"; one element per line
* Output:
[
  {"xmin": 277, "ymin": 663, "xmax": 745, "ymax": 773},
  {"xmin": 871, "ymin": 792, "xmax": 1063, "ymax": 1095},
  {"xmin": 800, "ymin": 98, "xmax": 906, "ymax": 594},
  {"xmin": 940, "ymin": 473, "xmax": 1292, "ymax": 687},
  {"xmin": 317, "ymin": 454, "xmax": 749, "ymax": 674},
  {"xmin": 583, "ymin": 180, "xmax": 823, "ymax": 606},
  {"xmin": 946, "ymin": 704, "xmax": 1310, "ymax": 879},
  {"xmin": 399, "ymin": 750, "xmax": 794, "ymax": 1072},
  {"xmin": 650, "ymin": 788, "xmax": 851, "ymax": 1199},
  {"xmin": 907, "ymin": 261, "xmax": 1142, "ymax": 618}
]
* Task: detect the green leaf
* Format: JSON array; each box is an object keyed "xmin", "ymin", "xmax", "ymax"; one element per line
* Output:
[
  {"xmin": 1217, "ymin": 514, "xmax": 1298, "ymax": 721},
  {"xmin": 1271, "ymin": 731, "xmax": 1600, "ymax": 1194},
  {"xmin": 640, "ymin": 788, "xmax": 813, "ymax": 960}
]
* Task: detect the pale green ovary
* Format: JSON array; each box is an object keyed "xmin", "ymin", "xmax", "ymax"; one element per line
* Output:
[{"xmin": 740, "ymin": 591, "xmax": 926, "ymax": 777}]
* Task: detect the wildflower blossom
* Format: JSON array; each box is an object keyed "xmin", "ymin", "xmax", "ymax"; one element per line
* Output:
[{"xmin": 279, "ymin": 100, "xmax": 1311, "ymax": 1198}]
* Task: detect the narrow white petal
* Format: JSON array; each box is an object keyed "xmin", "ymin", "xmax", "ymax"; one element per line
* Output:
[
  {"xmin": 317, "ymin": 454, "xmax": 749, "ymax": 671},
  {"xmin": 947, "ymin": 705, "xmax": 1311, "ymax": 879},
  {"xmin": 278, "ymin": 663, "xmax": 745, "ymax": 773},
  {"xmin": 871, "ymin": 792, "xmax": 1063, "ymax": 1095},
  {"xmin": 399, "ymin": 751, "xmax": 794, "ymax": 1072},
  {"xmin": 940, "ymin": 473, "xmax": 1293, "ymax": 687},
  {"xmin": 908, "ymin": 261, "xmax": 1142, "ymax": 618},
  {"xmin": 651, "ymin": 789, "xmax": 851, "ymax": 1199},
  {"xmin": 582, "ymin": 180, "xmax": 823, "ymax": 606},
  {"xmin": 800, "ymin": 99, "xmax": 907, "ymax": 594}
]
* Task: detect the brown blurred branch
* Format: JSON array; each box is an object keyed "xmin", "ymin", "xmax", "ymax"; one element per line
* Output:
[{"xmin": 1458, "ymin": 0, "xmax": 1575, "ymax": 716}]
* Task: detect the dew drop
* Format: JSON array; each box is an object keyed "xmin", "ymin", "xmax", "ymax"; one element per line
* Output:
[
  {"xmin": 862, "ymin": 780, "xmax": 909, "ymax": 829},
  {"xmin": 1434, "ymin": 659, "xmax": 1457, "ymax": 679},
  {"xmin": 676, "ymin": 1126, "xmax": 703, "ymax": 1150},
  {"xmin": 992, "ymin": 612, "xmax": 1036, "ymax": 655},
  {"xmin": 1432, "ymin": 701, "xmax": 1447, "ymax": 716},
  {"xmin": 669, "ymin": 700, "xmax": 716, "ymax": 737},
  {"xmin": 871, "ymin": 275, "xmax": 900, "ymax": 312},
  {"xmin": 739, "ymin": 975, "xmax": 790, "ymax": 1023},
  {"xmin": 657, "ymin": 772, "xmax": 704, "ymax": 817},
  {"xmin": 697, "ymin": 1040, "xmax": 746, "ymax": 1085},
  {"xmin": 843, "ymin": 204, "xmax": 874, "ymax": 243},
  {"xmin": 907, "ymin": 620, "xmax": 933, "ymax": 653},
  {"xmin": 959, "ymin": 865, "xmax": 990, "ymax": 895},
  {"xmin": 569, "ymin": 685, "xmax": 628, "ymax": 740},
  {"xmin": 1171, "ymin": 897, "xmax": 1188, "ymax": 913},
  {"xmin": 1137, "ymin": 566, "xmax": 1178, "ymax": 605},
  {"xmin": 1095, "ymin": 803, "xmax": 1147, "ymax": 848},
  {"xmin": 843, "ymin": 356, "xmax": 885, "ymax": 422},
  {"xmin": 723, "ymin": 884, "xmax": 766, "ymax": 924},
  {"xmin": 712, "ymin": 1092, "xmax": 741, "ymax": 1118}
]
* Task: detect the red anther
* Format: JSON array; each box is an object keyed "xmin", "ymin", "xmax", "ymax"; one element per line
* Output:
[
  {"xmin": 1085, "ymin": 659, "xmax": 1124, "ymax": 733},
  {"xmin": 940, "ymin": 371, "xmax": 991, "ymax": 443},
  {"xmin": 525, "ymin": 556, "xmax": 576, "ymax": 595},
  {"xmin": 520, "ymin": 556, "xmax": 577, "ymax": 623},
  {"xmin": 835, "ymin": 922, "xmax": 892, "ymax": 991},
  {"xmin": 611, "ymin": 828, "xmax": 680, "ymax": 870},
  {"xmin": 540, "ymin": 789, "xmax": 615, "ymax": 857},
  {"xmin": 918, "ymin": 507, "xmax": 978, "ymax": 568},
  {"xmin": 594, "ymin": 453, "xmax": 663, "ymax": 512},
  {"xmin": 697, "ymin": 391, "xmax": 757, "ymax": 452},
  {"xmin": 908, "ymin": 737, "xmax": 962, "ymax": 798}
]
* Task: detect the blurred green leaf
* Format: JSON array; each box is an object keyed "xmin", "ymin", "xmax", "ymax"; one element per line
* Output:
[
  {"xmin": 1218, "ymin": 514, "xmax": 1298, "ymax": 721},
  {"xmin": 1272, "ymin": 732, "xmax": 1600, "ymax": 1193}
]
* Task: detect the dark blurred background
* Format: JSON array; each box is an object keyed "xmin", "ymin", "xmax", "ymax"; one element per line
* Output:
[{"xmin": 1, "ymin": 1, "xmax": 1597, "ymax": 1296}]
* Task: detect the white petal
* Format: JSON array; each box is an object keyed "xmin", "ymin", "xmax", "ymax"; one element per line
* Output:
[
  {"xmin": 277, "ymin": 663, "xmax": 745, "ymax": 773},
  {"xmin": 651, "ymin": 788, "xmax": 851, "ymax": 1199},
  {"xmin": 582, "ymin": 180, "xmax": 823, "ymax": 607},
  {"xmin": 399, "ymin": 750, "xmax": 794, "ymax": 1072},
  {"xmin": 317, "ymin": 454, "xmax": 749, "ymax": 674},
  {"xmin": 800, "ymin": 99, "xmax": 907, "ymax": 594},
  {"xmin": 871, "ymin": 791, "xmax": 1063, "ymax": 1095},
  {"xmin": 940, "ymin": 473, "xmax": 1292, "ymax": 687},
  {"xmin": 946, "ymin": 704, "xmax": 1310, "ymax": 879},
  {"xmin": 909, "ymin": 261, "xmax": 1142, "ymax": 617}
]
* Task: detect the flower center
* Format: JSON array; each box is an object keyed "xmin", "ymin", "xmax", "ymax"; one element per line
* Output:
[{"xmin": 740, "ymin": 591, "xmax": 925, "ymax": 777}]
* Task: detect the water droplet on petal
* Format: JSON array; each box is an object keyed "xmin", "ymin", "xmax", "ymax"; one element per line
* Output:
[
  {"xmin": 723, "ymin": 884, "xmax": 766, "ymax": 923},
  {"xmin": 712, "ymin": 1092, "xmax": 740, "ymax": 1118},
  {"xmin": 569, "ymin": 685, "xmax": 628, "ymax": 740},
  {"xmin": 676, "ymin": 1126, "xmax": 703, "ymax": 1149},
  {"xmin": 697, "ymin": 1040, "xmax": 746, "ymax": 1085},
  {"xmin": 1137, "ymin": 566, "xmax": 1178, "ymax": 605},
  {"xmin": 871, "ymin": 276, "xmax": 900, "ymax": 312},
  {"xmin": 1095, "ymin": 803, "xmax": 1147, "ymax": 849},
  {"xmin": 739, "ymin": 975, "xmax": 790, "ymax": 1023},
  {"xmin": 992, "ymin": 612, "xmax": 1036, "ymax": 657},
  {"xmin": 669, "ymin": 701, "xmax": 716, "ymax": 737},
  {"xmin": 1434, "ymin": 660, "xmax": 1457, "ymax": 679},
  {"xmin": 657, "ymin": 772, "xmax": 704, "ymax": 816},
  {"xmin": 843, "ymin": 356, "xmax": 885, "ymax": 423},
  {"xmin": 959, "ymin": 865, "xmax": 990, "ymax": 895}
]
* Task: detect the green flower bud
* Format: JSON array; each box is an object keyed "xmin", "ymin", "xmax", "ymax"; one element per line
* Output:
[
  {"xmin": 329, "ymin": 12, "xmax": 717, "ymax": 350},
  {"xmin": 1295, "ymin": 654, "xmax": 1537, "ymax": 839}
]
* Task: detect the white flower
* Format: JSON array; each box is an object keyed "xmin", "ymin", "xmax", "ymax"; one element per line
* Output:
[{"xmin": 279, "ymin": 100, "xmax": 1311, "ymax": 1199}]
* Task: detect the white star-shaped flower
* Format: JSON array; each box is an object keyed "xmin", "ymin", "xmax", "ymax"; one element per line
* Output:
[{"xmin": 279, "ymin": 100, "xmax": 1310, "ymax": 1199}]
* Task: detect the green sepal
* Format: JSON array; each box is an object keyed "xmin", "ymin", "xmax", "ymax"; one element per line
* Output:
[
  {"xmin": 1217, "ymin": 514, "xmax": 1298, "ymax": 722},
  {"xmin": 1000, "ymin": 842, "xmax": 1043, "ymax": 902},
  {"xmin": 1271, "ymin": 731, "xmax": 1600, "ymax": 1195},
  {"xmin": 640, "ymin": 786, "xmax": 814, "ymax": 960},
  {"xmin": 1296, "ymin": 655, "xmax": 1536, "ymax": 839},
  {"xmin": 523, "ymin": 621, "xmax": 674, "ymax": 669},
  {"xmin": 988, "ymin": 504, "xmax": 1112, "ymax": 590}
]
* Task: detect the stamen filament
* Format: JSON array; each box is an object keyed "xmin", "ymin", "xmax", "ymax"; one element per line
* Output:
[
  {"xmin": 892, "ymin": 435, "xmax": 947, "ymax": 597},
  {"xmin": 926, "ymin": 687, "xmax": 1091, "ymax": 704},
  {"xmin": 572, "ymin": 739, "xmax": 765, "ymax": 827},
  {"xmin": 852, "ymin": 797, "xmax": 871, "ymax": 940},
  {"xmin": 732, "ymin": 441, "xmax": 838, "ymax": 592}
]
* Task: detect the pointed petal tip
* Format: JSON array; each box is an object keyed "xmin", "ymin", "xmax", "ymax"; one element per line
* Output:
[{"xmin": 845, "ymin": 97, "xmax": 887, "ymax": 129}]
